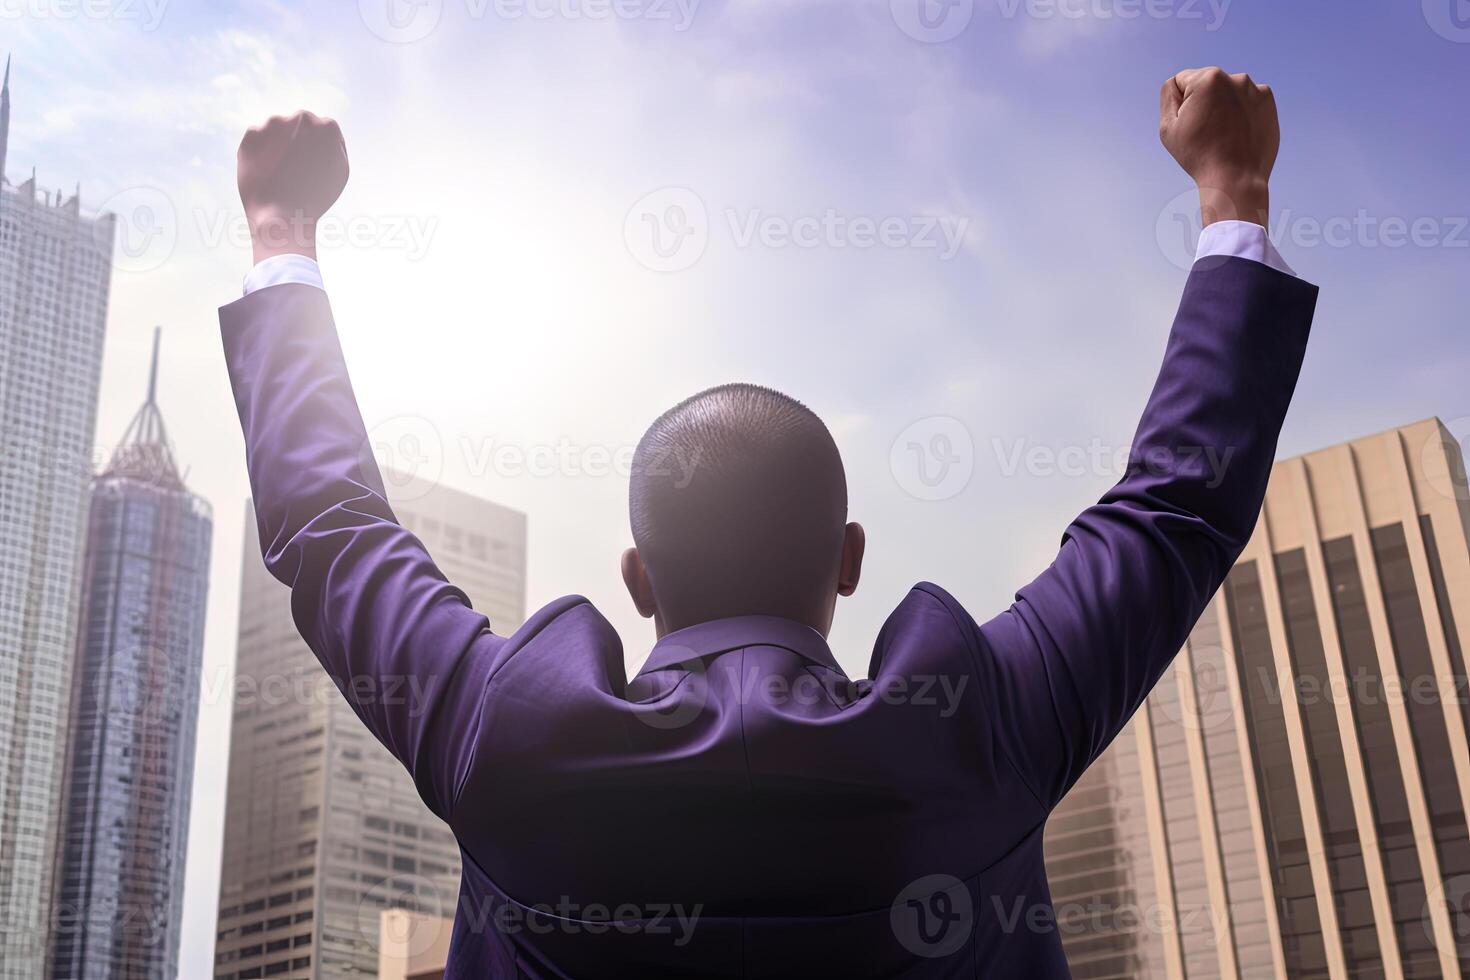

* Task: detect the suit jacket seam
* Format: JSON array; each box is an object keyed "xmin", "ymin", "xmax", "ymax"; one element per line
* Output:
[
  {"xmin": 910, "ymin": 584, "xmax": 1049, "ymax": 814},
  {"xmin": 450, "ymin": 597, "xmax": 595, "ymax": 812}
]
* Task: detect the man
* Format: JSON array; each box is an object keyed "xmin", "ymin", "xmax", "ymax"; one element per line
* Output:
[{"xmin": 223, "ymin": 68, "xmax": 1315, "ymax": 977}]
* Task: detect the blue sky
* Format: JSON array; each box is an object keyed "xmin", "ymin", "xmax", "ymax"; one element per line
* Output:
[{"xmin": 4, "ymin": 0, "xmax": 1468, "ymax": 973}]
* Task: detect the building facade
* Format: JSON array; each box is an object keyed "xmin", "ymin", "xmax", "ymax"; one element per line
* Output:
[
  {"xmin": 213, "ymin": 477, "xmax": 526, "ymax": 979},
  {"xmin": 48, "ymin": 331, "xmax": 213, "ymax": 978},
  {"xmin": 1045, "ymin": 715, "xmax": 1171, "ymax": 980},
  {"xmin": 1049, "ymin": 418, "xmax": 1470, "ymax": 979},
  {"xmin": 0, "ymin": 59, "xmax": 117, "ymax": 975}
]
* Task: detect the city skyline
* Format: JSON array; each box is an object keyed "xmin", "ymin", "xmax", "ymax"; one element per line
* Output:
[{"xmin": 0, "ymin": 3, "xmax": 1466, "ymax": 975}]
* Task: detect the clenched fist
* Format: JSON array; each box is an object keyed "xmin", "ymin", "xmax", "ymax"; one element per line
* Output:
[
  {"xmin": 238, "ymin": 111, "xmax": 349, "ymax": 264},
  {"xmin": 1160, "ymin": 68, "xmax": 1279, "ymax": 228}
]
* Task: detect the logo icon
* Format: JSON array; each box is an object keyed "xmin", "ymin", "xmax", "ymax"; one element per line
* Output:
[
  {"xmin": 1155, "ymin": 187, "xmax": 1213, "ymax": 272},
  {"xmin": 1151, "ymin": 650, "xmax": 1229, "ymax": 733},
  {"xmin": 360, "ymin": 0, "xmax": 444, "ymax": 43},
  {"xmin": 1421, "ymin": 417, "xmax": 1470, "ymax": 503},
  {"xmin": 625, "ymin": 187, "xmax": 709, "ymax": 272},
  {"xmin": 357, "ymin": 873, "xmax": 449, "ymax": 956},
  {"xmin": 891, "ymin": 874, "xmax": 973, "ymax": 958},
  {"xmin": 94, "ymin": 186, "xmax": 178, "ymax": 275},
  {"xmin": 1423, "ymin": 874, "xmax": 1470, "ymax": 947},
  {"xmin": 891, "ymin": 416, "xmax": 974, "ymax": 501},
  {"xmin": 88, "ymin": 646, "xmax": 183, "ymax": 783},
  {"xmin": 890, "ymin": 0, "xmax": 975, "ymax": 43},
  {"xmin": 1424, "ymin": 0, "xmax": 1470, "ymax": 42},
  {"xmin": 633, "ymin": 645, "xmax": 709, "ymax": 731},
  {"xmin": 362, "ymin": 414, "xmax": 444, "ymax": 501}
]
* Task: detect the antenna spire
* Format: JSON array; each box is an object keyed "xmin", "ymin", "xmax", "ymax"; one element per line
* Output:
[
  {"xmin": 1, "ymin": 55, "xmax": 11, "ymax": 186},
  {"xmin": 147, "ymin": 326, "xmax": 161, "ymax": 404},
  {"xmin": 105, "ymin": 326, "xmax": 183, "ymax": 489}
]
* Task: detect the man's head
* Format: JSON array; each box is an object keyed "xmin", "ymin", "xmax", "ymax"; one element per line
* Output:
[{"xmin": 622, "ymin": 384, "xmax": 864, "ymax": 637}]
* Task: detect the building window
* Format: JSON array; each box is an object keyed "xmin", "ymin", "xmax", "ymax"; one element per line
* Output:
[
  {"xmin": 1372, "ymin": 522, "xmax": 1470, "ymax": 975},
  {"xmin": 1323, "ymin": 535, "xmax": 1437, "ymax": 975},
  {"xmin": 1419, "ymin": 515, "xmax": 1470, "ymax": 744},
  {"xmin": 1274, "ymin": 548, "xmax": 1381, "ymax": 974},
  {"xmin": 1224, "ymin": 561, "xmax": 1332, "ymax": 978}
]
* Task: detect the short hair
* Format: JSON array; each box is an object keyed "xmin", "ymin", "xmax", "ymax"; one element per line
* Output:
[{"xmin": 630, "ymin": 383, "xmax": 848, "ymax": 624}]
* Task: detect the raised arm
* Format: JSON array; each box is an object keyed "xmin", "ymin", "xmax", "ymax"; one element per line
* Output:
[
  {"xmin": 222, "ymin": 112, "xmax": 502, "ymax": 822},
  {"xmin": 974, "ymin": 69, "xmax": 1318, "ymax": 807}
]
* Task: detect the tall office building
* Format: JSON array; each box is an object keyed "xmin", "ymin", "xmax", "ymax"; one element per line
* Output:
[
  {"xmin": 48, "ymin": 331, "xmax": 213, "ymax": 979},
  {"xmin": 213, "ymin": 477, "xmax": 526, "ymax": 979},
  {"xmin": 1045, "ymin": 716, "xmax": 1170, "ymax": 980},
  {"xmin": 1048, "ymin": 418, "xmax": 1470, "ymax": 979},
  {"xmin": 0, "ymin": 58, "xmax": 117, "ymax": 975}
]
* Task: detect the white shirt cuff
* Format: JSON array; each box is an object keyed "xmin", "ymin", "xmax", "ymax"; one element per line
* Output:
[
  {"xmin": 1195, "ymin": 220, "xmax": 1295, "ymax": 277},
  {"xmin": 243, "ymin": 254, "xmax": 324, "ymax": 296}
]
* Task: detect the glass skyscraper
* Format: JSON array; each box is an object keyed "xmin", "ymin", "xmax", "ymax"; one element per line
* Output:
[
  {"xmin": 49, "ymin": 330, "xmax": 213, "ymax": 979},
  {"xmin": 0, "ymin": 57, "xmax": 117, "ymax": 975}
]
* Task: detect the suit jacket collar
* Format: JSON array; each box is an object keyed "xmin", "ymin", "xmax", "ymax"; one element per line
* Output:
[{"xmin": 638, "ymin": 615, "xmax": 842, "ymax": 676}]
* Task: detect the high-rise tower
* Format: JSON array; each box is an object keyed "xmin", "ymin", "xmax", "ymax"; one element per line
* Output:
[
  {"xmin": 1, "ymin": 56, "xmax": 12, "ymax": 184},
  {"xmin": 0, "ymin": 59, "xmax": 117, "ymax": 976},
  {"xmin": 49, "ymin": 330, "xmax": 213, "ymax": 979},
  {"xmin": 213, "ymin": 478, "xmax": 526, "ymax": 978}
]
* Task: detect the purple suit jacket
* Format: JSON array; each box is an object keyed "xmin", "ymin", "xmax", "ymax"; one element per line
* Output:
[{"xmin": 221, "ymin": 256, "xmax": 1316, "ymax": 978}]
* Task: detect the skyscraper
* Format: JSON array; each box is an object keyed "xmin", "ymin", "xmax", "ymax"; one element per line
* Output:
[
  {"xmin": 1047, "ymin": 417, "xmax": 1470, "ymax": 980},
  {"xmin": 0, "ymin": 59, "xmax": 117, "ymax": 975},
  {"xmin": 213, "ymin": 478, "xmax": 526, "ymax": 979},
  {"xmin": 1044, "ymin": 715, "xmax": 1170, "ymax": 980},
  {"xmin": 1, "ymin": 56, "xmax": 11, "ymax": 184},
  {"xmin": 48, "ymin": 330, "xmax": 213, "ymax": 979}
]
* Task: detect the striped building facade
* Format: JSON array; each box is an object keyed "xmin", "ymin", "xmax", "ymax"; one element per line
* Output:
[{"xmin": 1050, "ymin": 418, "xmax": 1470, "ymax": 979}]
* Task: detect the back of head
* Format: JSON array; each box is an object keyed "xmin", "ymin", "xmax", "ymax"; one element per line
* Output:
[{"xmin": 630, "ymin": 383, "xmax": 848, "ymax": 631}]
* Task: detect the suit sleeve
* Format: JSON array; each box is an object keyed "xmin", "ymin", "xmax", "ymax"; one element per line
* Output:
[
  {"xmin": 975, "ymin": 256, "xmax": 1318, "ymax": 807},
  {"xmin": 220, "ymin": 283, "xmax": 503, "ymax": 822}
]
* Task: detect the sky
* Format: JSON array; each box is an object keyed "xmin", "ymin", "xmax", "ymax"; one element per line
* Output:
[{"xmin": 3, "ymin": 0, "xmax": 1469, "ymax": 974}]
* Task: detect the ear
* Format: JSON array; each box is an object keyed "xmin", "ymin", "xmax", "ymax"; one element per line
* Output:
[
  {"xmin": 621, "ymin": 547, "xmax": 658, "ymax": 619},
  {"xmin": 837, "ymin": 522, "xmax": 865, "ymax": 597}
]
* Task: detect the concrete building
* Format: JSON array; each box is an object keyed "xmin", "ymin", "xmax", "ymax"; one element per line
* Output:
[
  {"xmin": 212, "ymin": 476, "xmax": 526, "ymax": 979},
  {"xmin": 1047, "ymin": 418, "xmax": 1470, "ymax": 979},
  {"xmin": 1045, "ymin": 715, "xmax": 1171, "ymax": 979},
  {"xmin": 49, "ymin": 330, "xmax": 213, "ymax": 978},
  {"xmin": 0, "ymin": 57, "xmax": 117, "ymax": 975}
]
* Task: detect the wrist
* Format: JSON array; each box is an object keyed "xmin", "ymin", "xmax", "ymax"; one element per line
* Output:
[
  {"xmin": 1195, "ymin": 175, "xmax": 1270, "ymax": 229},
  {"xmin": 247, "ymin": 207, "xmax": 319, "ymax": 265}
]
